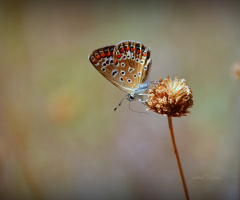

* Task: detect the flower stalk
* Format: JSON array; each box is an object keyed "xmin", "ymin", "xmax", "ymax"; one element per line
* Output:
[{"xmin": 168, "ymin": 116, "xmax": 189, "ymax": 200}]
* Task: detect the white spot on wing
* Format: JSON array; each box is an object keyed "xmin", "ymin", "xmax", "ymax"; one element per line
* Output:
[
  {"xmin": 119, "ymin": 77, "xmax": 124, "ymax": 82},
  {"xmin": 111, "ymin": 70, "xmax": 118, "ymax": 77},
  {"xmin": 128, "ymin": 67, "xmax": 134, "ymax": 72}
]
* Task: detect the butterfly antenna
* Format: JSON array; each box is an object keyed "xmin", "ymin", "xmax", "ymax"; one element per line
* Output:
[
  {"xmin": 128, "ymin": 101, "xmax": 149, "ymax": 114},
  {"xmin": 114, "ymin": 94, "xmax": 128, "ymax": 111}
]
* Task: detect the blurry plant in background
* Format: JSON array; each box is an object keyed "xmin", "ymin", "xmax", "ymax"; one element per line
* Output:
[
  {"xmin": 232, "ymin": 62, "xmax": 240, "ymax": 81},
  {"xmin": 46, "ymin": 89, "xmax": 77, "ymax": 124}
]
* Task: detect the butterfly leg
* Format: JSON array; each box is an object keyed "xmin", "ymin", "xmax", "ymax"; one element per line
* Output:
[
  {"xmin": 138, "ymin": 94, "xmax": 147, "ymax": 105},
  {"xmin": 149, "ymin": 80, "xmax": 159, "ymax": 84}
]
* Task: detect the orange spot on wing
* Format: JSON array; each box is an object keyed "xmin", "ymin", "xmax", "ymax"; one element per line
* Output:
[
  {"xmin": 93, "ymin": 59, "xmax": 98, "ymax": 64},
  {"xmin": 125, "ymin": 46, "xmax": 129, "ymax": 51},
  {"xmin": 100, "ymin": 53, "xmax": 105, "ymax": 57},
  {"xmin": 136, "ymin": 50, "xmax": 142, "ymax": 54},
  {"xmin": 120, "ymin": 48, "xmax": 124, "ymax": 53},
  {"xmin": 130, "ymin": 47, "xmax": 135, "ymax": 52},
  {"xmin": 96, "ymin": 55, "xmax": 101, "ymax": 60},
  {"xmin": 116, "ymin": 54, "xmax": 121, "ymax": 59},
  {"xmin": 106, "ymin": 52, "xmax": 111, "ymax": 56},
  {"xmin": 142, "ymin": 52, "xmax": 147, "ymax": 57},
  {"xmin": 115, "ymin": 59, "xmax": 119, "ymax": 65}
]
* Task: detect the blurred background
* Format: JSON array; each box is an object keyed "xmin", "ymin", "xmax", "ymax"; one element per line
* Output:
[{"xmin": 0, "ymin": 0, "xmax": 240, "ymax": 199}]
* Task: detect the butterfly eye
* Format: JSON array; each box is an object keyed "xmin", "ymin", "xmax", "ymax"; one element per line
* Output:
[
  {"xmin": 102, "ymin": 62, "xmax": 106, "ymax": 67},
  {"xmin": 121, "ymin": 63, "xmax": 125, "ymax": 67},
  {"xmin": 110, "ymin": 59, "xmax": 114, "ymax": 65},
  {"xmin": 123, "ymin": 55, "xmax": 127, "ymax": 60},
  {"xmin": 144, "ymin": 66, "xmax": 147, "ymax": 70},
  {"xmin": 133, "ymin": 74, "xmax": 137, "ymax": 78},
  {"xmin": 127, "ymin": 79, "xmax": 132, "ymax": 83},
  {"xmin": 136, "ymin": 58, "xmax": 139, "ymax": 62},
  {"xmin": 138, "ymin": 72, "xmax": 141, "ymax": 76},
  {"xmin": 101, "ymin": 67, "xmax": 106, "ymax": 72},
  {"xmin": 132, "ymin": 56, "xmax": 135, "ymax": 60},
  {"xmin": 121, "ymin": 70, "xmax": 125, "ymax": 75},
  {"xmin": 140, "ymin": 60, "xmax": 144, "ymax": 64},
  {"xmin": 127, "ymin": 54, "xmax": 130, "ymax": 59}
]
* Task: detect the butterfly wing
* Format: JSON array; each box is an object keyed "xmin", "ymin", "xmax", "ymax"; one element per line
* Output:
[
  {"xmin": 113, "ymin": 41, "xmax": 152, "ymax": 91},
  {"xmin": 88, "ymin": 41, "xmax": 152, "ymax": 94},
  {"xmin": 88, "ymin": 45, "xmax": 133, "ymax": 93}
]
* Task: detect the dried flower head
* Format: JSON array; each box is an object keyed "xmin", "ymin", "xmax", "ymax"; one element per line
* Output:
[
  {"xmin": 233, "ymin": 62, "xmax": 240, "ymax": 81},
  {"xmin": 146, "ymin": 76, "xmax": 193, "ymax": 117}
]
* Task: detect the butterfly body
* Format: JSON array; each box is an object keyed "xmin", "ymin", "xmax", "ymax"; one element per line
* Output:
[
  {"xmin": 128, "ymin": 82, "xmax": 149, "ymax": 100},
  {"xmin": 88, "ymin": 40, "xmax": 152, "ymax": 109}
]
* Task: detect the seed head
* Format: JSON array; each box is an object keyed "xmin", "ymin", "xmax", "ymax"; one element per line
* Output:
[{"xmin": 146, "ymin": 76, "xmax": 193, "ymax": 117}]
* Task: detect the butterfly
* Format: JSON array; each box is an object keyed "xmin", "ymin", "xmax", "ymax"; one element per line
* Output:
[{"xmin": 88, "ymin": 40, "xmax": 152, "ymax": 111}]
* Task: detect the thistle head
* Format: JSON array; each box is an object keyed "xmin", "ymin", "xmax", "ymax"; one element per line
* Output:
[{"xmin": 146, "ymin": 76, "xmax": 193, "ymax": 117}]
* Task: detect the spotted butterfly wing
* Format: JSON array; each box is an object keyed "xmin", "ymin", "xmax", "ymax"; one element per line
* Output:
[
  {"xmin": 88, "ymin": 40, "xmax": 152, "ymax": 97},
  {"xmin": 88, "ymin": 44, "xmax": 131, "ymax": 93},
  {"xmin": 113, "ymin": 41, "xmax": 152, "ymax": 92}
]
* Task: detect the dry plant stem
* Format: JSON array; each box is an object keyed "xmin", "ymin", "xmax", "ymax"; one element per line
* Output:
[{"xmin": 168, "ymin": 116, "xmax": 190, "ymax": 200}]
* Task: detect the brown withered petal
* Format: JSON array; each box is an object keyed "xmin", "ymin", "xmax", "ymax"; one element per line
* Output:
[{"xmin": 146, "ymin": 76, "xmax": 193, "ymax": 117}]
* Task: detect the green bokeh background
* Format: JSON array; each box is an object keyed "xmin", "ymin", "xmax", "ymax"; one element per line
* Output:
[{"xmin": 0, "ymin": 0, "xmax": 239, "ymax": 199}]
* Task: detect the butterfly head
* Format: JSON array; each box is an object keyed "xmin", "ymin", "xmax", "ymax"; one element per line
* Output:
[
  {"xmin": 127, "ymin": 94, "xmax": 135, "ymax": 101},
  {"xmin": 126, "ymin": 82, "xmax": 149, "ymax": 103}
]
